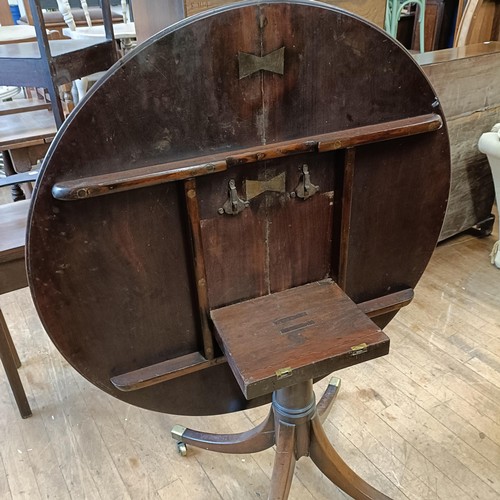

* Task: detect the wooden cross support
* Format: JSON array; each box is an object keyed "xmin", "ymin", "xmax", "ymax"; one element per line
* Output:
[{"xmin": 110, "ymin": 286, "xmax": 413, "ymax": 392}]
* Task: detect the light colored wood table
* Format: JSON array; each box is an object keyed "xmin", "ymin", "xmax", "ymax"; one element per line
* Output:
[
  {"xmin": 0, "ymin": 24, "xmax": 37, "ymax": 44},
  {"xmin": 0, "ymin": 106, "xmax": 55, "ymax": 186},
  {"xmin": 0, "ymin": 107, "xmax": 56, "ymax": 152}
]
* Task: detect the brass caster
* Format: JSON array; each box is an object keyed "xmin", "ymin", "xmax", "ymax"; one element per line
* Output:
[{"xmin": 177, "ymin": 441, "xmax": 188, "ymax": 456}]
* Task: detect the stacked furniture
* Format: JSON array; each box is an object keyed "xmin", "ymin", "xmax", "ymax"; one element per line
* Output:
[{"xmin": 0, "ymin": 0, "xmax": 117, "ymax": 127}]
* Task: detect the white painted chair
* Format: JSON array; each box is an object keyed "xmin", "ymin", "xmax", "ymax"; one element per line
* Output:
[
  {"xmin": 478, "ymin": 123, "xmax": 500, "ymax": 269},
  {"xmin": 56, "ymin": 0, "xmax": 133, "ymax": 102},
  {"xmin": 60, "ymin": 0, "xmax": 134, "ymax": 48}
]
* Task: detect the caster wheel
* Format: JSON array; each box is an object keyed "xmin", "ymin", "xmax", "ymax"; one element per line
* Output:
[{"xmin": 177, "ymin": 442, "xmax": 187, "ymax": 456}]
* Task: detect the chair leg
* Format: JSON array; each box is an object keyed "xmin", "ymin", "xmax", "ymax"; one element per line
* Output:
[
  {"xmin": 418, "ymin": 3, "xmax": 426, "ymax": 53},
  {"xmin": 2, "ymin": 318, "xmax": 21, "ymax": 369},
  {"xmin": 309, "ymin": 415, "xmax": 390, "ymax": 500},
  {"xmin": 269, "ymin": 421, "xmax": 296, "ymax": 500},
  {"xmin": 172, "ymin": 408, "xmax": 275, "ymax": 454},
  {"xmin": 0, "ymin": 310, "xmax": 32, "ymax": 419}
]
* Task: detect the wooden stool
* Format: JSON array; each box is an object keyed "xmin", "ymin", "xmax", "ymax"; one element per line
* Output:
[{"xmin": 0, "ymin": 199, "xmax": 32, "ymax": 418}]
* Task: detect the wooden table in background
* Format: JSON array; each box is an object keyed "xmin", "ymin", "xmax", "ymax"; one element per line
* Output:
[{"xmin": 0, "ymin": 105, "xmax": 56, "ymax": 173}]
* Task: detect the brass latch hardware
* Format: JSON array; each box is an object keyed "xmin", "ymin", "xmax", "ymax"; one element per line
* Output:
[
  {"xmin": 350, "ymin": 343, "xmax": 368, "ymax": 356},
  {"xmin": 292, "ymin": 164, "xmax": 319, "ymax": 200},
  {"xmin": 218, "ymin": 179, "xmax": 249, "ymax": 215},
  {"xmin": 275, "ymin": 367, "xmax": 293, "ymax": 379}
]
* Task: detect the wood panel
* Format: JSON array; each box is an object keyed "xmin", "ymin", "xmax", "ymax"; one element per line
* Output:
[
  {"xmin": 0, "ymin": 109, "xmax": 55, "ymax": 150},
  {"xmin": 184, "ymin": 0, "xmax": 386, "ymax": 27},
  {"xmin": 0, "ymin": 0, "xmax": 13, "ymax": 25},
  {"xmin": 416, "ymin": 42, "xmax": 500, "ymax": 118},
  {"xmin": 415, "ymin": 42, "xmax": 500, "ymax": 240},
  {"xmin": 410, "ymin": 0, "xmax": 446, "ymax": 52},
  {"xmin": 0, "ymin": 200, "xmax": 29, "ymax": 295},
  {"xmin": 212, "ymin": 280, "xmax": 389, "ymax": 399},
  {"xmin": 198, "ymin": 154, "xmax": 336, "ymax": 308},
  {"xmin": 439, "ymin": 107, "xmax": 500, "ymax": 240},
  {"xmin": 454, "ymin": 0, "xmax": 500, "ymax": 46}
]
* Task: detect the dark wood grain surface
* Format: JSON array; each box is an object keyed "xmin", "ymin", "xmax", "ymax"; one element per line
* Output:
[
  {"xmin": 27, "ymin": 1, "xmax": 450, "ymax": 416},
  {"xmin": 211, "ymin": 280, "xmax": 389, "ymax": 399}
]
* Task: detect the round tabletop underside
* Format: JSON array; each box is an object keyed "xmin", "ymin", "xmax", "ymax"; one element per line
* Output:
[{"xmin": 28, "ymin": 1, "xmax": 450, "ymax": 416}]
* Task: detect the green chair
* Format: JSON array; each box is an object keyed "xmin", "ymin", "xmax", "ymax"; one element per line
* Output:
[{"xmin": 385, "ymin": 0, "xmax": 426, "ymax": 53}]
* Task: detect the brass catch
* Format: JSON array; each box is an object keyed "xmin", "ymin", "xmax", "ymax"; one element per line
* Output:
[
  {"xmin": 350, "ymin": 343, "xmax": 368, "ymax": 356},
  {"xmin": 275, "ymin": 367, "xmax": 293, "ymax": 379}
]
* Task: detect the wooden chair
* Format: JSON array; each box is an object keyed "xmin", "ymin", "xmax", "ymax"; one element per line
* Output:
[
  {"xmin": 385, "ymin": 0, "xmax": 426, "ymax": 53},
  {"xmin": 0, "ymin": 198, "xmax": 32, "ymax": 418},
  {"xmin": 57, "ymin": 0, "xmax": 134, "ymax": 100}
]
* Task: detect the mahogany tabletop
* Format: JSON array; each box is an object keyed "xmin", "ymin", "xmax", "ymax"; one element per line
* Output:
[{"xmin": 27, "ymin": 0, "xmax": 450, "ymax": 416}]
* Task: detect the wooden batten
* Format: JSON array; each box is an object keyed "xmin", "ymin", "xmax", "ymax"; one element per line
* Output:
[
  {"xmin": 110, "ymin": 352, "xmax": 227, "ymax": 391},
  {"xmin": 51, "ymin": 114, "xmax": 442, "ymax": 201}
]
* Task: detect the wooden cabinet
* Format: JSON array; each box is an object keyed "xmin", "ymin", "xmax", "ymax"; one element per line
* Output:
[{"xmin": 415, "ymin": 42, "xmax": 500, "ymax": 240}]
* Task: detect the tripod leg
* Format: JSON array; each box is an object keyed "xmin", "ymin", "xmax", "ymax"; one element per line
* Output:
[
  {"xmin": 269, "ymin": 421, "xmax": 296, "ymax": 500},
  {"xmin": 172, "ymin": 408, "xmax": 275, "ymax": 454},
  {"xmin": 309, "ymin": 416, "xmax": 391, "ymax": 500},
  {"xmin": 316, "ymin": 377, "xmax": 341, "ymax": 423}
]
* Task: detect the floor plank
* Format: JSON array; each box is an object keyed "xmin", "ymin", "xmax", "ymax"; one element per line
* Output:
[{"xmin": 0, "ymin": 216, "xmax": 499, "ymax": 498}]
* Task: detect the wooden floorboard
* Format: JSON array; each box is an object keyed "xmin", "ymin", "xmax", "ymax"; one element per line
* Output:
[{"xmin": 0, "ymin": 210, "xmax": 499, "ymax": 498}]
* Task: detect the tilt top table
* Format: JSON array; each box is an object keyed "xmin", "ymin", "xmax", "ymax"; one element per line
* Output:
[{"xmin": 27, "ymin": 1, "xmax": 450, "ymax": 498}]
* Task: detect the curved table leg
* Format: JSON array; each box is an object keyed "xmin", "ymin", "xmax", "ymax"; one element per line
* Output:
[
  {"xmin": 316, "ymin": 377, "xmax": 341, "ymax": 423},
  {"xmin": 171, "ymin": 408, "xmax": 275, "ymax": 454},
  {"xmin": 309, "ymin": 415, "xmax": 390, "ymax": 500},
  {"xmin": 269, "ymin": 421, "xmax": 296, "ymax": 500}
]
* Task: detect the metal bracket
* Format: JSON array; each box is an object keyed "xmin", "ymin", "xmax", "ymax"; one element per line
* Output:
[
  {"xmin": 218, "ymin": 179, "xmax": 249, "ymax": 215},
  {"xmin": 292, "ymin": 164, "xmax": 319, "ymax": 200}
]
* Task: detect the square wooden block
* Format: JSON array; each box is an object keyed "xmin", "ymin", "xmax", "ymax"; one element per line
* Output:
[{"xmin": 211, "ymin": 280, "xmax": 390, "ymax": 399}]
